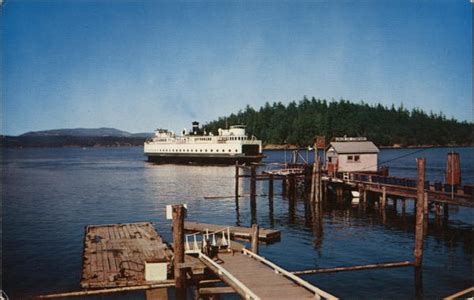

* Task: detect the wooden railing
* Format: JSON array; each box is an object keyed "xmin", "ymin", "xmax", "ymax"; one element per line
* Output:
[
  {"xmin": 198, "ymin": 251, "xmax": 261, "ymax": 300},
  {"xmin": 242, "ymin": 248, "xmax": 338, "ymax": 300},
  {"xmin": 184, "ymin": 227, "xmax": 231, "ymax": 254}
]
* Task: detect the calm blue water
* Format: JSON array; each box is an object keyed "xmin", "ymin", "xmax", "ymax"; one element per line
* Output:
[{"xmin": 2, "ymin": 147, "xmax": 473, "ymax": 299}]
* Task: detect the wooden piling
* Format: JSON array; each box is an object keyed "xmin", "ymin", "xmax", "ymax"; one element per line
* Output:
[
  {"xmin": 446, "ymin": 152, "xmax": 461, "ymax": 185},
  {"xmin": 172, "ymin": 205, "xmax": 187, "ymax": 300},
  {"xmin": 380, "ymin": 186, "xmax": 387, "ymax": 211},
  {"xmin": 250, "ymin": 165, "xmax": 257, "ymax": 224},
  {"xmin": 250, "ymin": 165, "xmax": 257, "ymax": 198},
  {"xmin": 336, "ymin": 185, "xmax": 344, "ymax": 204},
  {"xmin": 268, "ymin": 174, "xmax": 274, "ymax": 225},
  {"xmin": 235, "ymin": 161, "xmax": 239, "ymax": 200},
  {"xmin": 289, "ymin": 173, "xmax": 297, "ymax": 199},
  {"xmin": 435, "ymin": 203, "xmax": 442, "ymax": 217},
  {"xmin": 443, "ymin": 204, "xmax": 449, "ymax": 219},
  {"xmin": 310, "ymin": 156, "xmax": 321, "ymax": 203},
  {"xmin": 251, "ymin": 224, "xmax": 259, "ymax": 254},
  {"xmin": 415, "ymin": 265, "xmax": 423, "ymax": 299},
  {"xmin": 316, "ymin": 159, "xmax": 322, "ymax": 202},
  {"xmin": 414, "ymin": 158, "xmax": 426, "ymax": 268},
  {"xmin": 358, "ymin": 186, "xmax": 365, "ymax": 211},
  {"xmin": 268, "ymin": 174, "xmax": 274, "ymax": 200}
]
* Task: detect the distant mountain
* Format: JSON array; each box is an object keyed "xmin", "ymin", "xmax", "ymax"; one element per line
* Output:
[
  {"xmin": 21, "ymin": 127, "xmax": 131, "ymax": 137},
  {"xmin": 20, "ymin": 128, "xmax": 153, "ymax": 138},
  {"xmin": 1, "ymin": 127, "xmax": 154, "ymax": 148},
  {"xmin": 131, "ymin": 132, "xmax": 154, "ymax": 138}
]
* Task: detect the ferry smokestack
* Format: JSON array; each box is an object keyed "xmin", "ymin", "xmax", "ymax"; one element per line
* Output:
[{"xmin": 192, "ymin": 121, "xmax": 199, "ymax": 134}]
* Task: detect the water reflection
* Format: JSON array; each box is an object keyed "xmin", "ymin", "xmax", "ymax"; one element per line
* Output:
[{"xmin": 3, "ymin": 147, "xmax": 472, "ymax": 298}]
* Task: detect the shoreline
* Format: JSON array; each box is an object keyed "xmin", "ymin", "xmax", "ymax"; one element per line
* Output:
[
  {"xmin": 1, "ymin": 143, "xmax": 472, "ymax": 150},
  {"xmin": 263, "ymin": 143, "xmax": 472, "ymax": 150}
]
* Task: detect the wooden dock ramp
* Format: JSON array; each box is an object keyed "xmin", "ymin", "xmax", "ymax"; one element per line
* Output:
[
  {"xmin": 184, "ymin": 221, "xmax": 281, "ymax": 243},
  {"xmin": 197, "ymin": 248, "xmax": 337, "ymax": 300},
  {"xmin": 184, "ymin": 228, "xmax": 336, "ymax": 299}
]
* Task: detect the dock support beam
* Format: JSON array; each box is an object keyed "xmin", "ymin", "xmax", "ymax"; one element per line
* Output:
[
  {"xmin": 414, "ymin": 158, "xmax": 426, "ymax": 268},
  {"xmin": 172, "ymin": 205, "xmax": 187, "ymax": 300},
  {"xmin": 289, "ymin": 173, "xmax": 297, "ymax": 200},
  {"xmin": 268, "ymin": 174, "xmax": 274, "ymax": 200},
  {"xmin": 250, "ymin": 165, "xmax": 257, "ymax": 198},
  {"xmin": 250, "ymin": 165, "xmax": 257, "ymax": 224},
  {"xmin": 268, "ymin": 174, "xmax": 274, "ymax": 225},
  {"xmin": 380, "ymin": 187, "xmax": 387, "ymax": 211},
  {"xmin": 251, "ymin": 224, "xmax": 260, "ymax": 254},
  {"xmin": 235, "ymin": 161, "xmax": 239, "ymax": 201},
  {"xmin": 443, "ymin": 204, "xmax": 449, "ymax": 219},
  {"xmin": 310, "ymin": 152, "xmax": 321, "ymax": 203}
]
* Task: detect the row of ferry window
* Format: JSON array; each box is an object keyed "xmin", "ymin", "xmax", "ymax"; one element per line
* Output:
[
  {"xmin": 194, "ymin": 137, "xmax": 246, "ymax": 141},
  {"xmin": 159, "ymin": 149, "xmax": 239, "ymax": 153},
  {"xmin": 228, "ymin": 137, "xmax": 246, "ymax": 140}
]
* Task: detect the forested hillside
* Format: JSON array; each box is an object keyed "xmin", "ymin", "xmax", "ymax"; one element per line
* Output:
[{"xmin": 203, "ymin": 97, "xmax": 473, "ymax": 147}]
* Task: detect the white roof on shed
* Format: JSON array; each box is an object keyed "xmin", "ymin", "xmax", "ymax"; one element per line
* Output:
[{"xmin": 328, "ymin": 141, "xmax": 379, "ymax": 154}]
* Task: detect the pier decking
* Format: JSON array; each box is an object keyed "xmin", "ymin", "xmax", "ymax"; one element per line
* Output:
[
  {"xmin": 81, "ymin": 222, "xmax": 173, "ymax": 289},
  {"xmin": 343, "ymin": 173, "xmax": 474, "ymax": 207},
  {"xmin": 184, "ymin": 221, "xmax": 281, "ymax": 242},
  {"xmin": 197, "ymin": 247, "xmax": 336, "ymax": 299}
]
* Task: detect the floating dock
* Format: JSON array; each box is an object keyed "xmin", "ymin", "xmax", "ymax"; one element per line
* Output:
[
  {"xmin": 81, "ymin": 222, "xmax": 173, "ymax": 289},
  {"xmin": 183, "ymin": 221, "xmax": 281, "ymax": 243}
]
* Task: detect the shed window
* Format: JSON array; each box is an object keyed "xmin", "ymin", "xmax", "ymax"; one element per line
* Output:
[
  {"xmin": 348, "ymin": 155, "xmax": 353, "ymax": 161},
  {"xmin": 328, "ymin": 157, "xmax": 332, "ymax": 163},
  {"xmin": 354, "ymin": 155, "xmax": 360, "ymax": 162}
]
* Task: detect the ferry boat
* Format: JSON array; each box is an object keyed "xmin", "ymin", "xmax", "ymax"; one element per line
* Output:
[{"xmin": 144, "ymin": 122, "xmax": 263, "ymax": 164}]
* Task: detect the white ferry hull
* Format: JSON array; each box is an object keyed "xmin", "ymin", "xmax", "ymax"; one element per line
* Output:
[{"xmin": 146, "ymin": 153, "xmax": 264, "ymax": 165}]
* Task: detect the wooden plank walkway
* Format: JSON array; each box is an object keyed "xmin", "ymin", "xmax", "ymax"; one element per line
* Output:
[
  {"xmin": 198, "ymin": 247, "xmax": 336, "ymax": 299},
  {"xmin": 326, "ymin": 173, "xmax": 473, "ymax": 207},
  {"xmin": 184, "ymin": 221, "xmax": 281, "ymax": 242},
  {"xmin": 81, "ymin": 222, "xmax": 173, "ymax": 289}
]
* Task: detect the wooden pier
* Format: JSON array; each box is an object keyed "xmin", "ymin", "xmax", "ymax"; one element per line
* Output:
[
  {"xmin": 184, "ymin": 221, "xmax": 281, "ymax": 243},
  {"xmin": 197, "ymin": 247, "xmax": 336, "ymax": 299},
  {"xmin": 182, "ymin": 225, "xmax": 336, "ymax": 300},
  {"xmin": 81, "ymin": 222, "xmax": 174, "ymax": 289},
  {"xmin": 339, "ymin": 172, "xmax": 473, "ymax": 207}
]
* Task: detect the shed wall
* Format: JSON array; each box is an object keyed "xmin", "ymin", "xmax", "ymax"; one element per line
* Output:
[{"xmin": 337, "ymin": 153, "xmax": 378, "ymax": 172}]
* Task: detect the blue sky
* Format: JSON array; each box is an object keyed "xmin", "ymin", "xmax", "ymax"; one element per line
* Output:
[{"xmin": 2, "ymin": 0, "xmax": 472, "ymax": 135}]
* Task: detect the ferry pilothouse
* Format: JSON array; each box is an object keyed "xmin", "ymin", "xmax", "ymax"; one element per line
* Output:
[{"xmin": 144, "ymin": 122, "xmax": 264, "ymax": 164}]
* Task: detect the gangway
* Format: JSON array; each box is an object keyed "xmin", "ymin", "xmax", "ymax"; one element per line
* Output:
[{"xmin": 185, "ymin": 228, "xmax": 337, "ymax": 300}]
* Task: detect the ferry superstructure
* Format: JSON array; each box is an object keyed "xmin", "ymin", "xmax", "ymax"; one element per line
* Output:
[{"xmin": 144, "ymin": 122, "xmax": 263, "ymax": 164}]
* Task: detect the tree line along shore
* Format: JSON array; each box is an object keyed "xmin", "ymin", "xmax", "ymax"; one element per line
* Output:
[{"xmin": 203, "ymin": 97, "xmax": 472, "ymax": 147}]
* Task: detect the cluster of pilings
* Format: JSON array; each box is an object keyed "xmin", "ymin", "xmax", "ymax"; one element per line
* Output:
[{"xmin": 234, "ymin": 156, "xmax": 450, "ymax": 299}]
